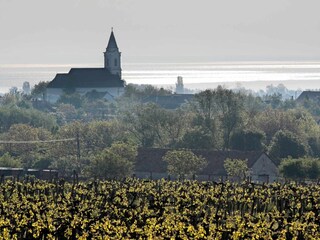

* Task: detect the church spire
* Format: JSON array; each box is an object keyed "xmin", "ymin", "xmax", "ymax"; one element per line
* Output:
[
  {"xmin": 104, "ymin": 29, "xmax": 122, "ymax": 78},
  {"xmin": 106, "ymin": 28, "xmax": 119, "ymax": 50}
]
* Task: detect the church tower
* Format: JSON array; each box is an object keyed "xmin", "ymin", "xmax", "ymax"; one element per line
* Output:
[{"xmin": 104, "ymin": 29, "xmax": 122, "ymax": 78}]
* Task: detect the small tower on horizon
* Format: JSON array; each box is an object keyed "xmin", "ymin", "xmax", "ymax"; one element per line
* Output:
[
  {"xmin": 176, "ymin": 76, "xmax": 184, "ymax": 94},
  {"xmin": 104, "ymin": 29, "xmax": 122, "ymax": 78}
]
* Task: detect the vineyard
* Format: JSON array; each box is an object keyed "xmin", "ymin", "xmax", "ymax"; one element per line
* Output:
[{"xmin": 0, "ymin": 178, "xmax": 319, "ymax": 239}]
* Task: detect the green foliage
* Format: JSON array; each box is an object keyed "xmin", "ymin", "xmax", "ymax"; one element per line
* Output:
[
  {"xmin": 279, "ymin": 157, "xmax": 320, "ymax": 180},
  {"xmin": 193, "ymin": 86, "xmax": 244, "ymax": 149},
  {"xmin": 122, "ymin": 103, "xmax": 189, "ymax": 148},
  {"xmin": 0, "ymin": 106, "xmax": 57, "ymax": 133},
  {"xmin": 268, "ymin": 130, "xmax": 307, "ymax": 164},
  {"xmin": 82, "ymin": 100, "xmax": 114, "ymax": 121},
  {"xmin": 50, "ymin": 156, "xmax": 79, "ymax": 177},
  {"xmin": 56, "ymin": 103, "xmax": 78, "ymax": 123},
  {"xmin": 0, "ymin": 152, "xmax": 22, "ymax": 168},
  {"xmin": 1, "ymin": 124, "xmax": 53, "ymax": 168},
  {"xmin": 49, "ymin": 120, "xmax": 128, "ymax": 176},
  {"xmin": 264, "ymin": 93, "xmax": 282, "ymax": 108},
  {"xmin": 252, "ymin": 108, "xmax": 318, "ymax": 148},
  {"xmin": 123, "ymin": 84, "xmax": 172, "ymax": 99},
  {"xmin": 89, "ymin": 142, "xmax": 138, "ymax": 178},
  {"xmin": 31, "ymin": 81, "xmax": 49, "ymax": 99},
  {"xmin": 178, "ymin": 127, "xmax": 213, "ymax": 149},
  {"xmin": 300, "ymin": 97, "xmax": 320, "ymax": 116},
  {"xmin": 223, "ymin": 158, "xmax": 249, "ymax": 181},
  {"xmin": 230, "ymin": 129, "xmax": 265, "ymax": 151},
  {"xmin": 308, "ymin": 137, "xmax": 320, "ymax": 157},
  {"xmin": 162, "ymin": 149, "xmax": 207, "ymax": 178},
  {"xmin": 57, "ymin": 92, "xmax": 84, "ymax": 108}
]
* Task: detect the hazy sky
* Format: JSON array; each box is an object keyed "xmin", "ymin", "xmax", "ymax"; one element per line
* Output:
[{"xmin": 1, "ymin": 0, "xmax": 320, "ymax": 64}]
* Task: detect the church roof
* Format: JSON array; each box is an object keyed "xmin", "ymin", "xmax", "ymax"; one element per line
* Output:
[
  {"xmin": 106, "ymin": 31, "xmax": 118, "ymax": 50},
  {"xmin": 47, "ymin": 68, "xmax": 125, "ymax": 89}
]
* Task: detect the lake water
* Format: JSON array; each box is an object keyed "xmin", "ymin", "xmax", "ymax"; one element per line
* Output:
[{"xmin": 1, "ymin": 61, "xmax": 320, "ymax": 93}]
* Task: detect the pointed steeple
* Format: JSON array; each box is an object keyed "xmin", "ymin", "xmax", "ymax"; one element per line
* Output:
[
  {"xmin": 106, "ymin": 29, "xmax": 119, "ymax": 50},
  {"xmin": 104, "ymin": 28, "xmax": 122, "ymax": 78}
]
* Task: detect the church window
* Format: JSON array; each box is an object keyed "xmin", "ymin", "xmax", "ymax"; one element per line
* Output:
[{"xmin": 114, "ymin": 59, "xmax": 117, "ymax": 66}]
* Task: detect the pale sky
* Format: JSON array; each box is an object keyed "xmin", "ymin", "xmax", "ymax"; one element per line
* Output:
[{"xmin": 1, "ymin": 0, "xmax": 320, "ymax": 64}]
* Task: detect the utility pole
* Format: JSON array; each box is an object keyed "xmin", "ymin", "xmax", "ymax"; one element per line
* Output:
[{"xmin": 76, "ymin": 132, "xmax": 81, "ymax": 161}]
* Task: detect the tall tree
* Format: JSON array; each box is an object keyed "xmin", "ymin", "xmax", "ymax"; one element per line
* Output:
[
  {"xmin": 122, "ymin": 103, "xmax": 189, "ymax": 148},
  {"xmin": 230, "ymin": 130, "xmax": 265, "ymax": 151},
  {"xmin": 268, "ymin": 130, "xmax": 307, "ymax": 164},
  {"xmin": 193, "ymin": 86, "xmax": 244, "ymax": 149}
]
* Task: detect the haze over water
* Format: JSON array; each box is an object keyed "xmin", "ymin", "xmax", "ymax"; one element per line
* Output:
[{"xmin": 1, "ymin": 61, "xmax": 320, "ymax": 94}]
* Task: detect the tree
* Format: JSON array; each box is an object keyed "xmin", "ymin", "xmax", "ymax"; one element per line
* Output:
[
  {"xmin": 223, "ymin": 158, "xmax": 248, "ymax": 182},
  {"xmin": 193, "ymin": 86, "xmax": 244, "ymax": 149},
  {"xmin": 279, "ymin": 157, "xmax": 320, "ymax": 180},
  {"xmin": 230, "ymin": 130, "xmax": 265, "ymax": 151},
  {"xmin": 178, "ymin": 127, "xmax": 213, "ymax": 149},
  {"xmin": 0, "ymin": 107, "xmax": 57, "ymax": 133},
  {"xmin": 50, "ymin": 120, "xmax": 128, "ymax": 176},
  {"xmin": 49, "ymin": 121, "xmax": 84, "ymax": 174},
  {"xmin": 0, "ymin": 153, "xmax": 22, "ymax": 168},
  {"xmin": 123, "ymin": 84, "xmax": 172, "ymax": 99},
  {"xmin": 214, "ymin": 86, "xmax": 245, "ymax": 149},
  {"xmin": 162, "ymin": 149, "xmax": 207, "ymax": 179},
  {"xmin": 242, "ymin": 94, "xmax": 266, "ymax": 128},
  {"xmin": 122, "ymin": 103, "xmax": 161, "ymax": 147},
  {"xmin": 82, "ymin": 100, "xmax": 114, "ymax": 121},
  {"xmin": 56, "ymin": 103, "xmax": 78, "ymax": 123},
  {"xmin": 157, "ymin": 108, "xmax": 191, "ymax": 148},
  {"xmin": 57, "ymin": 92, "xmax": 83, "ymax": 108},
  {"xmin": 264, "ymin": 93, "xmax": 282, "ymax": 108},
  {"xmin": 31, "ymin": 81, "xmax": 49, "ymax": 100},
  {"xmin": 268, "ymin": 130, "xmax": 307, "ymax": 164},
  {"xmin": 89, "ymin": 142, "xmax": 138, "ymax": 179},
  {"xmin": 1, "ymin": 124, "xmax": 53, "ymax": 168},
  {"xmin": 122, "ymin": 103, "xmax": 189, "ymax": 148}
]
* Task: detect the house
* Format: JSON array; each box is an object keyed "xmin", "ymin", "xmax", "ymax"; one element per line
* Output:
[
  {"xmin": 296, "ymin": 91, "xmax": 320, "ymax": 104},
  {"xmin": 135, "ymin": 148, "xmax": 279, "ymax": 183},
  {"xmin": 46, "ymin": 30, "xmax": 125, "ymax": 103}
]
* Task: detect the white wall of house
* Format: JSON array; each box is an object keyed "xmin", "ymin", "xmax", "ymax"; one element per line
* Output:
[{"xmin": 250, "ymin": 153, "xmax": 279, "ymax": 183}]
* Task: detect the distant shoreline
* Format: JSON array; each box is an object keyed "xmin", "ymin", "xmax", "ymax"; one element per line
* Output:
[
  {"xmin": 156, "ymin": 79, "xmax": 319, "ymax": 93},
  {"xmin": 1, "ymin": 61, "xmax": 320, "ymax": 94}
]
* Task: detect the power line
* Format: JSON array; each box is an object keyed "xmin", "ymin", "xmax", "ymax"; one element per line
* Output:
[{"xmin": 0, "ymin": 138, "xmax": 76, "ymax": 144}]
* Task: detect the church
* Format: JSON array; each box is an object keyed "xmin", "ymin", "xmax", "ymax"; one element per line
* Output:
[{"xmin": 46, "ymin": 30, "xmax": 125, "ymax": 103}]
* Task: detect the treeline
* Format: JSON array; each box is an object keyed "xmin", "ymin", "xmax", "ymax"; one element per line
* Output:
[{"xmin": 0, "ymin": 83, "xmax": 320, "ymax": 180}]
